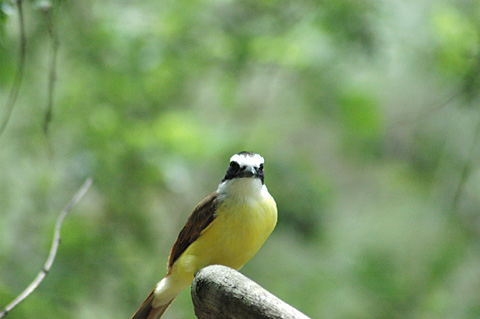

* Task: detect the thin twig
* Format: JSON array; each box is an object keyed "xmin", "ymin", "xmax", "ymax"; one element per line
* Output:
[
  {"xmin": 0, "ymin": 0, "xmax": 27, "ymax": 138},
  {"xmin": 0, "ymin": 177, "xmax": 93, "ymax": 318},
  {"xmin": 41, "ymin": 3, "xmax": 59, "ymax": 136},
  {"xmin": 450, "ymin": 114, "xmax": 480, "ymax": 213},
  {"xmin": 390, "ymin": 89, "xmax": 460, "ymax": 130}
]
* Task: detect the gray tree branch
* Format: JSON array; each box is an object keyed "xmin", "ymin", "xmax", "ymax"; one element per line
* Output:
[
  {"xmin": 40, "ymin": 2, "xmax": 60, "ymax": 137},
  {"xmin": 0, "ymin": 0, "xmax": 27, "ymax": 138},
  {"xmin": 192, "ymin": 265, "xmax": 311, "ymax": 319},
  {"xmin": 0, "ymin": 177, "xmax": 93, "ymax": 318}
]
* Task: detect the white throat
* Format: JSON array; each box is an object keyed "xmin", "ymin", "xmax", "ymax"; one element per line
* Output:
[{"xmin": 217, "ymin": 177, "xmax": 267, "ymax": 203}]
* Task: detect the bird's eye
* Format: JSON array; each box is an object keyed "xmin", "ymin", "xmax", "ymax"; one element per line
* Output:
[
  {"xmin": 259, "ymin": 163, "xmax": 264, "ymax": 171},
  {"xmin": 229, "ymin": 161, "xmax": 240, "ymax": 170}
]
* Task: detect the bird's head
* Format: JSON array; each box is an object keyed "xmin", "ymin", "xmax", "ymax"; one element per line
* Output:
[{"xmin": 222, "ymin": 151, "xmax": 265, "ymax": 185}]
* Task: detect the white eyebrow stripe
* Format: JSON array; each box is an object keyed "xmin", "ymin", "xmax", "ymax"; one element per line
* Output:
[{"xmin": 230, "ymin": 153, "xmax": 264, "ymax": 167}]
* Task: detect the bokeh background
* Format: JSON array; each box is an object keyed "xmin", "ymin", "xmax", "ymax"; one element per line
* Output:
[{"xmin": 1, "ymin": 0, "xmax": 480, "ymax": 318}]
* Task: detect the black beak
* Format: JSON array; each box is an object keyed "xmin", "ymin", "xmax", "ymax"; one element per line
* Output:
[{"xmin": 238, "ymin": 166, "xmax": 256, "ymax": 178}]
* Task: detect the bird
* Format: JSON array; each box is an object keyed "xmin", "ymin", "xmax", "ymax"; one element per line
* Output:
[{"xmin": 131, "ymin": 151, "xmax": 278, "ymax": 319}]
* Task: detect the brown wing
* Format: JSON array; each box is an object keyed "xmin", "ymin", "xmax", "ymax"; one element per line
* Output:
[{"xmin": 167, "ymin": 192, "xmax": 218, "ymax": 271}]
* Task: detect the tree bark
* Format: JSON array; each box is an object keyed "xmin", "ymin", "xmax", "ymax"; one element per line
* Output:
[{"xmin": 191, "ymin": 265, "xmax": 311, "ymax": 319}]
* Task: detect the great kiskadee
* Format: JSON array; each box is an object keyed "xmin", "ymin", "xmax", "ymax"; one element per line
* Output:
[{"xmin": 132, "ymin": 151, "xmax": 277, "ymax": 319}]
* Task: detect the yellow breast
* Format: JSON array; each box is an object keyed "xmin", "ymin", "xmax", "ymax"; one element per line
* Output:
[{"xmin": 171, "ymin": 181, "xmax": 277, "ymax": 282}]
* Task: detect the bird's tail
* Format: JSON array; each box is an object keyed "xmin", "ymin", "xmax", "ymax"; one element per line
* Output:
[
  {"xmin": 131, "ymin": 289, "xmax": 175, "ymax": 319},
  {"xmin": 132, "ymin": 276, "xmax": 189, "ymax": 319}
]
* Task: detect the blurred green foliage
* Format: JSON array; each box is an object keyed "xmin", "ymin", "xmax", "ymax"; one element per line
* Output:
[{"xmin": 1, "ymin": 0, "xmax": 480, "ymax": 318}]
